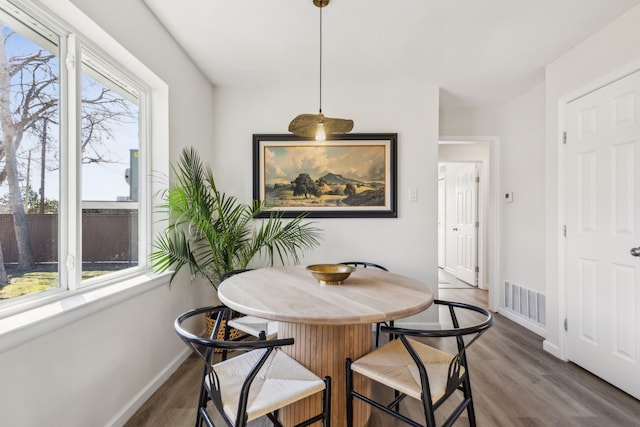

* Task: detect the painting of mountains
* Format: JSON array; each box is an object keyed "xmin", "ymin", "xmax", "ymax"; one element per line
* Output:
[
  {"xmin": 253, "ymin": 134, "xmax": 397, "ymax": 218},
  {"xmin": 263, "ymin": 144, "xmax": 388, "ymax": 209}
]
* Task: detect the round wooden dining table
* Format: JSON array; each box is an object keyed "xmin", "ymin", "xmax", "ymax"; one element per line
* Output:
[{"xmin": 218, "ymin": 265, "xmax": 434, "ymax": 427}]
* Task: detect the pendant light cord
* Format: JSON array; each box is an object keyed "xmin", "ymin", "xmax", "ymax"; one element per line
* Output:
[{"xmin": 319, "ymin": 4, "xmax": 322, "ymax": 114}]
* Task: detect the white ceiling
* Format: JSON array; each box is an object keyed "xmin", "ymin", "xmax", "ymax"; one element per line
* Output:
[{"xmin": 143, "ymin": 0, "xmax": 640, "ymax": 109}]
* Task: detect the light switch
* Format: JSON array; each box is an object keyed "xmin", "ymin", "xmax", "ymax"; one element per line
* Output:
[
  {"xmin": 408, "ymin": 188, "xmax": 418, "ymax": 202},
  {"xmin": 504, "ymin": 192, "xmax": 513, "ymax": 203}
]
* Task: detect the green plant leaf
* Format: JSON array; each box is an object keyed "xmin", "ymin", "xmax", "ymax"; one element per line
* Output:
[{"xmin": 149, "ymin": 147, "xmax": 323, "ymax": 289}]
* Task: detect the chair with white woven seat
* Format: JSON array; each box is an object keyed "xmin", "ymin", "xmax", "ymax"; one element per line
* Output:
[
  {"xmin": 339, "ymin": 261, "xmax": 390, "ymax": 347},
  {"xmin": 175, "ymin": 305, "xmax": 331, "ymax": 427},
  {"xmin": 346, "ymin": 300, "xmax": 494, "ymax": 427},
  {"xmin": 227, "ymin": 315, "xmax": 278, "ymax": 341},
  {"xmin": 221, "ymin": 269, "xmax": 278, "ymax": 341}
]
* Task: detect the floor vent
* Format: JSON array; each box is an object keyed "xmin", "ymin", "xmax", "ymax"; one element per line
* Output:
[{"xmin": 504, "ymin": 281, "xmax": 546, "ymax": 326}]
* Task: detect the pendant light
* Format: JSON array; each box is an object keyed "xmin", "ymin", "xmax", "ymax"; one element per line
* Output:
[{"xmin": 288, "ymin": 0, "xmax": 353, "ymax": 141}]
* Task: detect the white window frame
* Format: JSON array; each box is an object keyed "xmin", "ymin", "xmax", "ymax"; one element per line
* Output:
[
  {"xmin": 72, "ymin": 43, "xmax": 151, "ymax": 291},
  {"xmin": 0, "ymin": 0, "xmax": 169, "ymax": 351}
]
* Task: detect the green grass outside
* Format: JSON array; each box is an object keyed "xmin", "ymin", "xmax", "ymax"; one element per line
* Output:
[{"xmin": 0, "ymin": 269, "xmax": 116, "ymax": 300}]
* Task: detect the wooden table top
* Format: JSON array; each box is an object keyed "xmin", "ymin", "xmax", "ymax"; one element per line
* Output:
[{"xmin": 218, "ymin": 266, "xmax": 434, "ymax": 325}]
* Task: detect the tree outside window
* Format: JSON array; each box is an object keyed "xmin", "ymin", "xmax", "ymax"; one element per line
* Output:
[{"xmin": 0, "ymin": 10, "xmax": 143, "ymax": 301}]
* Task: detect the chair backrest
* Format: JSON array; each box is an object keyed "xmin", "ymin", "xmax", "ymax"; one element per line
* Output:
[
  {"xmin": 380, "ymin": 300, "xmax": 494, "ymax": 402},
  {"xmin": 174, "ymin": 305, "xmax": 294, "ymax": 425},
  {"xmin": 174, "ymin": 305, "xmax": 293, "ymax": 357},
  {"xmin": 340, "ymin": 261, "xmax": 388, "ymax": 271}
]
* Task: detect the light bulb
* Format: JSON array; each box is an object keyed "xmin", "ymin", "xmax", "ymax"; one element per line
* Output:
[{"xmin": 315, "ymin": 122, "xmax": 326, "ymax": 141}]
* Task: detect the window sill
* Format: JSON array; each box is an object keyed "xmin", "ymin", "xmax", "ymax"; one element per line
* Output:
[{"xmin": 0, "ymin": 270, "xmax": 171, "ymax": 354}]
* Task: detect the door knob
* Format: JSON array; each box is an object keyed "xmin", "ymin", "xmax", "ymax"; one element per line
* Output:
[
  {"xmin": 631, "ymin": 247, "xmax": 640, "ymax": 257},
  {"xmin": 453, "ymin": 227, "xmax": 458, "ymax": 231}
]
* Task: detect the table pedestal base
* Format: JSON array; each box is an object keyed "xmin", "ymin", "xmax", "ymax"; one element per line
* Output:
[{"xmin": 279, "ymin": 322, "xmax": 372, "ymax": 427}]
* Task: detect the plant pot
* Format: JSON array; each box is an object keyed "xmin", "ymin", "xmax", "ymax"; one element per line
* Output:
[{"xmin": 204, "ymin": 310, "xmax": 245, "ymax": 343}]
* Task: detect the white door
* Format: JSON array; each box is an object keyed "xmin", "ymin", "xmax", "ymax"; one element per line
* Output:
[
  {"xmin": 566, "ymin": 70, "xmax": 640, "ymax": 399},
  {"xmin": 454, "ymin": 163, "xmax": 478, "ymax": 285}
]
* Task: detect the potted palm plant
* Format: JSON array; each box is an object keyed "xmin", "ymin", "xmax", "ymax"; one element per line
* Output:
[{"xmin": 151, "ymin": 146, "xmax": 321, "ymax": 292}]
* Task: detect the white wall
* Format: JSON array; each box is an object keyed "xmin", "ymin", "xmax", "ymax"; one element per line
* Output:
[
  {"xmin": 544, "ymin": 3, "xmax": 640, "ymax": 356},
  {"xmin": 439, "ymin": 105, "xmax": 503, "ymax": 136},
  {"xmin": 501, "ymin": 82, "xmax": 546, "ymax": 293},
  {"xmin": 439, "ymin": 142, "xmax": 491, "ymax": 161},
  {"xmin": 0, "ymin": 1, "xmax": 217, "ymax": 426},
  {"xmin": 211, "ymin": 82, "xmax": 440, "ymax": 325},
  {"xmin": 439, "ymin": 83, "xmax": 546, "ymax": 328},
  {"xmin": 494, "ymin": 82, "xmax": 547, "ymax": 335}
]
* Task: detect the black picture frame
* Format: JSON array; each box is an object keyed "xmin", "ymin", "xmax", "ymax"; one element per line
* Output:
[{"xmin": 253, "ymin": 133, "xmax": 397, "ymax": 218}]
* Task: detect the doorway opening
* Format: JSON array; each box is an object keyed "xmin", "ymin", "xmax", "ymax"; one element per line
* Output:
[
  {"xmin": 438, "ymin": 162, "xmax": 479, "ymax": 287},
  {"xmin": 438, "ymin": 137, "xmax": 499, "ymax": 311}
]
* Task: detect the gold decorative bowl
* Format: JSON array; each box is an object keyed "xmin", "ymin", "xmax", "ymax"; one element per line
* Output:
[{"xmin": 306, "ymin": 264, "xmax": 355, "ymax": 285}]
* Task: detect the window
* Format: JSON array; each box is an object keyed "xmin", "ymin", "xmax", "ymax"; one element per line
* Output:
[
  {"xmin": 80, "ymin": 53, "xmax": 142, "ymax": 282},
  {"xmin": 0, "ymin": 0, "xmax": 154, "ymax": 310}
]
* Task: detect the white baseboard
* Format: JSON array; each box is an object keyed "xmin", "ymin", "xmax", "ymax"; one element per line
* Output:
[
  {"xmin": 543, "ymin": 339, "xmax": 566, "ymax": 360},
  {"xmin": 498, "ymin": 307, "xmax": 546, "ymax": 338},
  {"xmin": 106, "ymin": 347, "xmax": 192, "ymax": 427}
]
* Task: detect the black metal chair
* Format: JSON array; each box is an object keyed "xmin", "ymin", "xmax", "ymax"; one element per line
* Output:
[
  {"xmin": 340, "ymin": 261, "xmax": 390, "ymax": 347},
  {"xmin": 346, "ymin": 300, "xmax": 494, "ymax": 427},
  {"xmin": 221, "ymin": 270, "xmax": 278, "ymax": 341},
  {"xmin": 175, "ymin": 305, "xmax": 331, "ymax": 427}
]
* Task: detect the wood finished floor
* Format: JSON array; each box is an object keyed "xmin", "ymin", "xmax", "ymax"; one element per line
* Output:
[{"xmin": 125, "ymin": 285, "xmax": 640, "ymax": 427}]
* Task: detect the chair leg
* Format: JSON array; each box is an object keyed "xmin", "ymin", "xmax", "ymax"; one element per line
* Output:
[
  {"xmin": 345, "ymin": 358, "xmax": 354, "ymax": 427},
  {"xmin": 462, "ymin": 375, "xmax": 477, "ymax": 427},
  {"xmin": 421, "ymin": 390, "xmax": 437, "ymax": 427},
  {"xmin": 194, "ymin": 354, "xmax": 212, "ymax": 427},
  {"xmin": 323, "ymin": 376, "xmax": 332, "ymax": 427},
  {"xmin": 221, "ymin": 310, "xmax": 231, "ymax": 361},
  {"xmin": 195, "ymin": 383, "xmax": 208, "ymax": 427},
  {"xmin": 376, "ymin": 320, "xmax": 396, "ymax": 348}
]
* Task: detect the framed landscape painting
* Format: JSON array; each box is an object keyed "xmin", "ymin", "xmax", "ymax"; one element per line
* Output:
[{"xmin": 253, "ymin": 133, "xmax": 397, "ymax": 218}]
